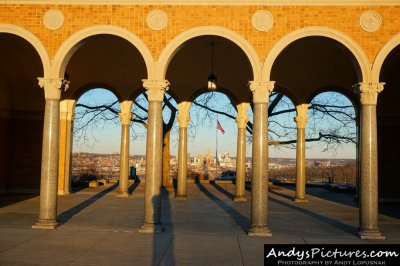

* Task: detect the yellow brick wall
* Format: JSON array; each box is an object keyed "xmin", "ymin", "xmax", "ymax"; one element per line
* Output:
[{"xmin": 0, "ymin": 4, "xmax": 399, "ymax": 62}]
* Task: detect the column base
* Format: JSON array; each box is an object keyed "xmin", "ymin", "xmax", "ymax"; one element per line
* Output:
[
  {"xmin": 58, "ymin": 189, "xmax": 71, "ymax": 196},
  {"xmin": 248, "ymin": 226, "xmax": 272, "ymax": 237},
  {"xmin": 176, "ymin": 194, "xmax": 187, "ymax": 200},
  {"xmin": 294, "ymin": 197, "xmax": 308, "ymax": 203},
  {"xmin": 32, "ymin": 219, "xmax": 59, "ymax": 230},
  {"xmin": 139, "ymin": 222, "xmax": 164, "ymax": 234},
  {"xmin": 233, "ymin": 196, "xmax": 247, "ymax": 202},
  {"xmin": 116, "ymin": 192, "xmax": 129, "ymax": 198},
  {"xmin": 359, "ymin": 229, "xmax": 385, "ymax": 240}
]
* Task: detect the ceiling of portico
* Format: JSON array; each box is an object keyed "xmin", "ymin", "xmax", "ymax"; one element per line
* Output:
[
  {"xmin": 166, "ymin": 35, "xmax": 253, "ymax": 104},
  {"xmin": 0, "ymin": 33, "xmax": 44, "ymax": 111},
  {"xmin": 62, "ymin": 34, "xmax": 147, "ymax": 101},
  {"xmin": 271, "ymin": 36, "xmax": 360, "ymax": 104}
]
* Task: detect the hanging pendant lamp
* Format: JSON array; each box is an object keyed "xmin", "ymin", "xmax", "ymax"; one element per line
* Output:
[{"xmin": 207, "ymin": 43, "xmax": 217, "ymax": 90}]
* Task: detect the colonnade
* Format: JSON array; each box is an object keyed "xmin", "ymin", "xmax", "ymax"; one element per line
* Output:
[{"xmin": 33, "ymin": 77, "xmax": 385, "ymax": 239}]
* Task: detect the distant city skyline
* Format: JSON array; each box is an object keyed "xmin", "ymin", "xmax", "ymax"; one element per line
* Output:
[{"xmin": 73, "ymin": 89, "xmax": 356, "ymax": 159}]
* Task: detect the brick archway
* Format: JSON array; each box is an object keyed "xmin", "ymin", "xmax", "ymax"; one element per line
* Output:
[
  {"xmin": 157, "ymin": 26, "xmax": 261, "ymax": 81},
  {"xmin": 52, "ymin": 25, "xmax": 154, "ymax": 79},
  {"xmin": 0, "ymin": 23, "xmax": 51, "ymax": 77},
  {"xmin": 262, "ymin": 26, "xmax": 371, "ymax": 83}
]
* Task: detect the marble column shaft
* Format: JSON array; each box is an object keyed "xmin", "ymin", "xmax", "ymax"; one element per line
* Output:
[
  {"xmin": 248, "ymin": 81, "xmax": 274, "ymax": 237},
  {"xmin": 140, "ymin": 80, "xmax": 169, "ymax": 233},
  {"xmin": 118, "ymin": 125, "xmax": 130, "ymax": 196},
  {"xmin": 235, "ymin": 127, "xmax": 247, "ymax": 201},
  {"xmin": 294, "ymin": 104, "xmax": 308, "ymax": 203},
  {"xmin": 33, "ymin": 77, "xmax": 68, "ymax": 229},
  {"xmin": 117, "ymin": 102, "xmax": 133, "ymax": 197},
  {"xmin": 63, "ymin": 112, "xmax": 74, "ymax": 195},
  {"xmin": 357, "ymin": 82, "xmax": 385, "ymax": 240},
  {"xmin": 176, "ymin": 102, "xmax": 190, "ymax": 199},
  {"xmin": 234, "ymin": 104, "xmax": 249, "ymax": 202},
  {"xmin": 355, "ymin": 120, "xmax": 360, "ymax": 200},
  {"xmin": 177, "ymin": 126, "xmax": 188, "ymax": 198}
]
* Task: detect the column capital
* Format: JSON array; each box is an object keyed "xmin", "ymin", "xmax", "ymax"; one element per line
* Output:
[
  {"xmin": 177, "ymin": 101, "xmax": 191, "ymax": 116},
  {"xmin": 38, "ymin": 77, "xmax": 69, "ymax": 100},
  {"xmin": 119, "ymin": 112, "xmax": 132, "ymax": 125},
  {"xmin": 119, "ymin": 101, "xmax": 133, "ymax": 113},
  {"xmin": 294, "ymin": 104, "xmax": 309, "ymax": 129},
  {"xmin": 118, "ymin": 101, "xmax": 133, "ymax": 125},
  {"xmin": 354, "ymin": 82, "xmax": 384, "ymax": 106},
  {"xmin": 177, "ymin": 102, "xmax": 191, "ymax": 128},
  {"xmin": 236, "ymin": 103, "xmax": 250, "ymax": 129},
  {"xmin": 177, "ymin": 114, "xmax": 190, "ymax": 128},
  {"xmin": 142, "ymin": 79, "xmax": 170, "ymax": 102},
  {"xmin": 249, "ymin": 81, "xmax": 275, "ymax": 104}
]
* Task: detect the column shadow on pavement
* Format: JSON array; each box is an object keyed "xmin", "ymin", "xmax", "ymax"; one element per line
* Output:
[
  {"xmin": 128, "ymin": 181, "xmax": 140, "ymax": 195},
  {"xmin": 269, "ymin": 196, "xmax": 358, "ymax": 236},
  {"xmin": 269, "ymin": 188, "xmax": 295, "ymax": 201},
  {"xmin": 276, "ymin": 184, "xmax": 358, "ymax": 208},
  {"xmin": 196, "ymin": 182, "xmax": 249, "ymax": 233},
  {"xmin": 153, "ymin": 189, "xmax": 175, "ymax": 266},
  {"xmin": 58, "ymin": 183, "xmax": 118, "ymax": 224},
  {"xmin": 211, "ymin": 182, "xmax": 235, "ymax": 200}
]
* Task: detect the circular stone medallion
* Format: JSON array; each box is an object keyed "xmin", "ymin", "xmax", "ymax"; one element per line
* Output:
[
  {"xmin": 147, "ymin": 10, "xmax": 168, "ymax": 31},
  {"xmin": 43, "ymin": 9, "xmax": 64, "ymax": 30},
  {"xmin": 252, "ymin": 10, "xmax": 274, "ymax": 32},
  {"xmin": 360, "ymin": 11, "xmax": 382, "ymax": 32}
]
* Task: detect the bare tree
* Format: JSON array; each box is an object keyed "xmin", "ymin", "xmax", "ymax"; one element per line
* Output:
[
  {"xmin": 73, "ymin": 89, "xmax": 356, "ymax": 186},
  {"xmin": 74, "ymin": 91, "xmax": 177, "ymax": 188},
  {"xmin": 191, "ymin": 91, "xmax": 356, "ymax": 150}
]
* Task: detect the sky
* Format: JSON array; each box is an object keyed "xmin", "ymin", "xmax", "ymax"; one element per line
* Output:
[{"xmin": 73, "ymin": 89, "xmax": 356, "ymax": 159}]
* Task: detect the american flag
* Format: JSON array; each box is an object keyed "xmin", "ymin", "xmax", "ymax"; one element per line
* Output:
[{"xmin": 217, "ymin": 120, "xmax": 225, "ymax": 134}]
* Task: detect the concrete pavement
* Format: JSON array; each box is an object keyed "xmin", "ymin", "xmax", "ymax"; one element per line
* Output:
[{"xmin": 0, "ymin": 183, "xmax": 399, "ymax": 265}]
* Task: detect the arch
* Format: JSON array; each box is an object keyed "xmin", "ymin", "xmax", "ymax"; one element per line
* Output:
[
  {"xmin": 0, "ymin": 24, "xmax": 51, "ymax": 77},
  {"xmin": 188, "ymin": 86, "xmax": 240, "ymax": 106},
  {"xmin": 52, "ymin": 25, "xmax": 154, "ymax": 79},
  {"xmin": 263, "ymin": 26, "xmax": 370, "ymax": 83},
  {"xmin": 157, "ymin": 26, "xmax": 261, "ymax": 81},
  {"xmin": 273, "ymin": 84, "xmax": 301, "ymax": 107},
  {"xmin": 71, "ymin": 82, "xmax": 123, "ymax": 103},
  {"xmin": 306, "ymin": 85, "xmax": 359, "ymax": 110},
  {"xmin": 189, "ymin": 90, "xmax": 239, "ymax": 115},
  {"xmin": 372, "ymin": 32, "xmax": 400, "ymax": 82}
]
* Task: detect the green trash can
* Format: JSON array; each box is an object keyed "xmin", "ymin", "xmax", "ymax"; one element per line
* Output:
[{"xmin": 129, "ymin": 166, "xmax": 137, "ymax": 180}]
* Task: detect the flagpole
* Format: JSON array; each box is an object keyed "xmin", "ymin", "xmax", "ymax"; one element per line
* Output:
[{"xmin": 216, "ymin": 114, "xmax": 218, "ymax": 179}]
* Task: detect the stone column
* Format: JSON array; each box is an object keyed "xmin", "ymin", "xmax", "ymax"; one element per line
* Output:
[
  {"xmin": 355, "ymin": 118, "xmax": 360, "ymax": 200},
  {"xmin": 294, "ymin": 104, "xmax": 309, "ymax": 203},
  {"xmin": 33, "ymin": 77, "xmax": 69, "ymax": 229},
  {"xmin": 139, "ymin": 79, "xmax": 169, "ymax": 233},
  {"xmin": 234, "ymin": 103, "xmax": 249, "ymax": 202},
  {"xmin": 176, "ymin": 102, "xmax": 191, "ymax": 200},
  {"xmin": 117, "ymin": 101, "xmax": 133, "ymax": 197},
  {"xmin": 248, "ymin": 81, "xmax": 274, "ymax": 236},
  {"xmin": 58, "ymin": 99, "xmax": 75, "ymax": 195},
  {"xmin": 355, "ymin": 82, "xmax": 385, "ymax": 240}
]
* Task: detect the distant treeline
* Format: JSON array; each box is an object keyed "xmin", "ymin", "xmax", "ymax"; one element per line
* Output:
[{"xmin": 269, "ymin": 164, "xmax": 357, "ymax": 185}]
